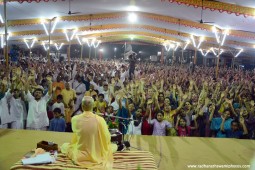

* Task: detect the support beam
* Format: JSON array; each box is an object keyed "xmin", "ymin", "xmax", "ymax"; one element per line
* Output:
[
  {"xmin": 89, "ymin": 46, "xmax": 91, "ymax": 61},
  {"xmin": 80, "ymin": 44, "xmax": 83, "ymax": 61},
  {"xmin": 68, "ymin": 43, "xmax": 71, "ymax": 66},
  {"xmin": 216, "ymin": 44, "xmax": 221, "ymax": 79},
  {"xmin": 47, "ymin": 22, "xmax": 51, "ymax": 63},
  {"xmin": 161, "ymin": 46, "xmax": 164, "ymax": 65},
  {"xmin": 194, "ymin": 48, "xmax": 197, "ymax": 65},
  {"xmin": 4, "ymin": 0, "xmax": 8, "ymax": 68}
]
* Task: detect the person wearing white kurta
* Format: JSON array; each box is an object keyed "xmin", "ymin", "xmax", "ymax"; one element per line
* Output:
[
  {"xmin": 0, "ymin": 91, "xmax": 12, "ymax": 129},
  {"xmin": 6, "ymin": 89, "xmax": 27, "ymax": 129},
  {"xmin": 72, "ymin": 80, "xmax": 86, "ymax": 112},
  {"xmin": 24, "ymin": 80, "xmax": 52, "ymax": 131},
  {"xmin": 25, "ymin": 91, "xmax": 51, "ymax": 130},
  {"xmin": 127, "ymin": 118, "xmax": 142, "ymax": 135}
]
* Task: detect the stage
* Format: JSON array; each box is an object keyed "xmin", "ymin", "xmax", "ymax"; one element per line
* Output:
[{"xmin": 0, "ymin": 129, "xmax": 254, "ymax": 170}]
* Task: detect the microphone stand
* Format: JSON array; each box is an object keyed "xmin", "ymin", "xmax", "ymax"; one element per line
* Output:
[{"xmin": 100, "ymin": 113, "xmax": 133, "ymax": 150}]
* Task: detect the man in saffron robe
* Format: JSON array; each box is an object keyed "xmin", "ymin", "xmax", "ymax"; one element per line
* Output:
[{"xmin": 61, "ymin": 96, "xmax": 117, "ymax": 170}]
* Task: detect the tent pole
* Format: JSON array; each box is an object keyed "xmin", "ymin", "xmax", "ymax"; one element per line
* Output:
[
  {"xmin": 216, "ymin": 44, "xmax": 221, "ymax": 79},
  {"xmin": 80, "ymin": 44, "xmax": 83, "ymax": 61},
  {"xmin": 4, "ymin": 0, "xmax": 8, "ymax": 68}
]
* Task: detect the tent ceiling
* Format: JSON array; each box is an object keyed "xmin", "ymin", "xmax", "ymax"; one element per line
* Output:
[{"xmin": 0, "ymin": 0, "xmax": 255, "ymax": 57}]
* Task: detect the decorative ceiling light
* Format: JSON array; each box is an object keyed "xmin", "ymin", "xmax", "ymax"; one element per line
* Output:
[
  {"xmin": 126, "ymin": 6, "xmax": 139, "ymax": 11},
  {"xmin": 0, "ymin": 14, "xmax": 4, "ymax": 24},
  {"xmin": 0, "ymin": 34, "xmax": 3, "ymax": 48},
  {"xmin": 64, "ymin": 28, "xmax": 78, "ymax": 42},
  {"xmin": 199, "ymin": 49, "xmax": 210, "ymax": 56},
  {"xmin": 54, "ymin": 43, "xmax": 64, "ymax": 51},
  {"xmin": 210, "ymin": 47, "xmax": 217, "ymax": 55},
  {"xmin": 130, "ymin": 35, "xmax": 134, "ymax": 40},
  {"xmin": 191, "ymin": 35, "xmax": 196, "ymax": 47},
  {"xmin": 174, "ymin": 42, "xmax": 180, "ymax": 51},
  {"xmin": 24, "ymin": 38, "xmax": 36, "ymax": 49},
  {"xmin": 210, "ymin": 47, "xmax": 224, "ymax": 57},
  {"xmin": 163, "ymin": 40, "xmax": 180, "ymax": 52},
  {"xmin": 82, "ymin": 38, "xmax": 101, "ymax": 48},
  {"xmin": 42, "ymin": 41, "xmax": 49, "ymax": 51},
  {"xmin": 197, "ymin": 36, "xmax": 204, "ymax": 49},
  {"xmin": 41, "ymin": 17, "xmax": 59, "ymax": 36},
  {"xmin": 219, "ymin": 49, "xmax": 224, "ymax": 55},
  {"xmin": 183, "ymin": 40, "xmax": 190, "ymax": 50},
  {"xmin": 190, "ymin": 35, "xmax": 204, "ymax": 49},
  {"xmin": 50, "ymin": 17, "xmax": 59, "ymax": 34},
  {"xmin": 76, "ymin": 35, "xmax": 82, "ymax": 45},
  {"xmin": 212, "ymin": 26, "xmax": 220, "ymax": 43},
  {"xmin": 212, "ymin": 26, "xmax": 230, "ymax": 46},
  {"xmin": 221, "ymin": 29, "xmax": 229, "ymax": 46},
  {"xmin": 234, "ymin": 48, "xmax": 243, "ymax": 58},
  {"xmin": 0, "ymin": 32, "xmax": 11, "ymax": 48},
  {"xmin": 128, "ymin": 13, "xmax": 137, "ymax": 23},
  {"xmin": 205, "ymin": 50, "xmax": 210, "ymax": 56}
]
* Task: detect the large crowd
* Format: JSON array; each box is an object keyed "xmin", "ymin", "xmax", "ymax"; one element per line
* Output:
[{"xmin": 0, "ymin": 57, "xmax": 255, "ymax": 139}]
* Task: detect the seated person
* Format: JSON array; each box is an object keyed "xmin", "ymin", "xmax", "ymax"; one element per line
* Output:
[{"xmin": 61, "ymin": 96, "xmax": 117, "ymax": 170}]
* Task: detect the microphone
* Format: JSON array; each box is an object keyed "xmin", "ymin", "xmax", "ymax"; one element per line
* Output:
[
  {"xmin": 98, "ymin": 113, "xmax": 133, "ymax": 120},
  {"xmin": 98, "ymin": 112, "xmax": 132, "ymax": 150}
]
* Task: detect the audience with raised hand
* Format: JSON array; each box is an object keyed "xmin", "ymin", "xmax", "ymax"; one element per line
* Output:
[{"xmin": 0, "ymin": 58, "xmax": 254, "ymax": 139}]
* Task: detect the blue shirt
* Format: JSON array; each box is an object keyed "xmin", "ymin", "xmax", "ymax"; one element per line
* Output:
[
  {"xmin": 49, "ymin": 118, "xmax": 66, "ymax": 132},
  {"xmin": 117, "ymin": 107, "xmax": 130, "ymax": 134},
  {"xmin": 210, "ymin": 118, "xmax": 233, "ymax": 138},
  {"xmin": 225, "ymin": 130, "xmax": 243, "ymax": 138}
]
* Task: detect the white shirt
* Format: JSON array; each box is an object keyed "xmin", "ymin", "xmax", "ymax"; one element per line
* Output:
[
  {"xmin": 90, "ymin": 81, "xmax": 109, "ymax": 103},
  {"xmin": 52, "ymin": 102, "xmax": 65, "ymax": 116},
  {"xmin": 72, "ymin": 80, "xmax": 86, "ymax": 96},
  {"xmin": 0, "ymin": 90, "xmax": 12, "ymax": 125},
  {"xmin": 120, "ymin": 70, "xmax": 128, "ymax": 83},
  {"xmin": 127, "ymin": 120, "xmax": 142, "ymax": 135},
  {"xmin": 6, "ymin": 90, "xmax": 27, "ymax": 122},
  {"xmin": 25, "ymin": 91, "xmax": 51, "ymax": 129}
]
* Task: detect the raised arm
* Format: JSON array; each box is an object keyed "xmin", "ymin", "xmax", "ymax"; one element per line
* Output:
[{"xmin": 239, "ymin": 116, "xmax": 248, "ymax": 135}]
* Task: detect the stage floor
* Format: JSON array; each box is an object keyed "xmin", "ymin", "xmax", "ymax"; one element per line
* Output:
[{"xmin": 0, "ymin": 129, "xmax": 255, "ymax": 170}]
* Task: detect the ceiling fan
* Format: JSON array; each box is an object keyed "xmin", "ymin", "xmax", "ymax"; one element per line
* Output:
[
  {"xmin": 197, "ymin": 0, "xmax": 216, "ymax": 24},
  {"xmin": 59, "ymin": 0, "xmax": 81, "ymax": 15}
]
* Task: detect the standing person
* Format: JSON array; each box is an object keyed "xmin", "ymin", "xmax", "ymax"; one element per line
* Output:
[
  {"xmin": 148, "ymin": 109, "xmax": 172, "ymax": 136},
  {"xmin": 0, "ymin": 79, "xmax": 12, "ymax": 129},
  {"xmin": 52, "ymin": 94, "xmax": 65, "ymax": 117},
  {"xmin": 128, "ymin": 53, "xmax": 136, "ymax": 80},
  {"xmin": 61, "ymin": 96, "xmax": 117, "ymax": 170},
  {"xmin": 175, "ymin": 115, "xmax": 198, "ymax": 137},
  {"xmin": 72, "ymin": 75, "xmax": 86, "ymax": 113},
  {"xmin": 127, "ymin": 107, "xmax": 143, "ymax": 135},
  {"xmin": 90, "ymin": 81, "xmax": 110, "ymax": 103},
  {"xmin": 61, "ymin": 82, "xmax": 76, "ymax": 124},
  {"xmin": 6, "ymin": 88, "xmax": 27, "ymax": 129},
  {"xmin": 24, "ymin": 79, "xmax": 52, "ymax": 131},
  {"xmin": 52, "ymin": 75, "xmax": 65, "ymax": 102},
  {"xmin": 49, "ymin": 108, "xmax": 66, "ymax": 132},
  {"xmin": 220, "ymin": 117, "xmax": 248, "ymax": 139}
]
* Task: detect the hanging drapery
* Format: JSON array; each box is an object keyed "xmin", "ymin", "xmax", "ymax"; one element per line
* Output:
[{"xmin": 161, "ymin": 0, "xmax": 255, "ymax": 18}]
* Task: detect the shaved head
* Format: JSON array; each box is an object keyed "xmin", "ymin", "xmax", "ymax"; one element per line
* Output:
[{"xmin": 82, "ymin": 96, "xmax": 94, "ymax": 111}]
